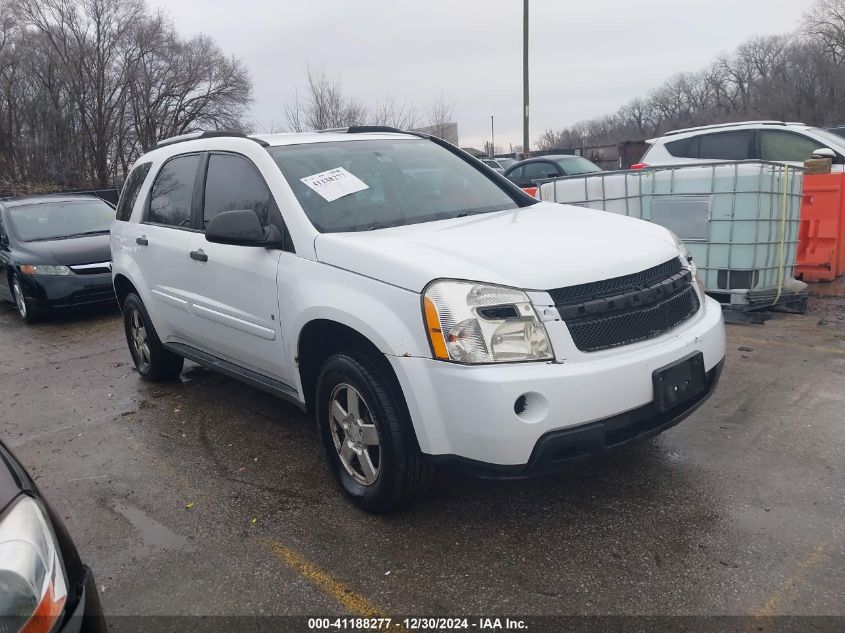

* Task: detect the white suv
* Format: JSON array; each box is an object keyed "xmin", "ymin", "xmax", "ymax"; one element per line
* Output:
[
  {"xmin": 639, "ymin": 120, "xmax": 845, "ymax": 169},
  {"xmin": 111, "ymin": 127, "xmax": 726, "ymax": 512}
]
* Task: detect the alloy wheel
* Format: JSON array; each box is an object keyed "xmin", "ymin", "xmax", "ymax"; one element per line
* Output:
[
  {"xmin": 129, "ymin": 309, "xmax": 151, "ymax": 371},
  {"xmin": 12, "ymin": 279, "xmax": 26, "ymax": 319},
  {"xmin": 328, "ymin": 383, "xmax": 381, "ymax": 486}
]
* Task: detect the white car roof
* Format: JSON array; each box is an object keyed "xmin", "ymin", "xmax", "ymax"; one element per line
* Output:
[{"xmin": 136, "ymin": 130, "xmax": 422, "ymax": 163}]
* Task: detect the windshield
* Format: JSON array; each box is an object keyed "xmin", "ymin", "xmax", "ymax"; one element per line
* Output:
[
  {"xmin": 809, "ymin": 127, "xmax": 845, "ymax": 149},
  {"xmin": 496, "ymin": 158, "xmax": 517, "ymax": 169},
  {"xmin": 268, "ymin": 139, "xmax": 522, "ymax": 233},
  {"xmin": 7, "ymin": 199, "xmax": 115, "ymax": 242},
  {"xmin": 556, "ymin": 156, "xmax": 603, "ymax": 175}
]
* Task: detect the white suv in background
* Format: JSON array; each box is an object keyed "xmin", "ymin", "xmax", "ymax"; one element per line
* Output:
[
  {"xmin": 111, "ymin": 127, "xmax": 726, "ymax": 512},
  {"xmin": 639, "ymin": 120, "xmax": 845, "ymax": 169}
]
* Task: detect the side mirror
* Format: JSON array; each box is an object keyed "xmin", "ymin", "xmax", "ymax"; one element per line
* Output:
[
  {"xmin": 205, "ymin": 209, "xmax": 283, "ymax": 248},
  {"xmin": 812, "ymin": 147, "xmax": 836, "ymax": 159}
]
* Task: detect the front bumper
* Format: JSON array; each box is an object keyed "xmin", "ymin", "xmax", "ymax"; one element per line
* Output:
[
  {"xmin": 430, "ymin": 360, "xmax": 723, "ymax": 478},
  {"xmin": 19, "ymin": 271, "xmax": 115, "ymax": 309},
  {"xmin": 389, "ymin": 295, "xmax": 726, "ymax": 466},
  {"xmin": 60, "ymin": 565, "xmax": 107, "ymax": 633}
]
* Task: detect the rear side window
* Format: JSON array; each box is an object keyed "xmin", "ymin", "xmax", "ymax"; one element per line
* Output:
[
  {"xmin": 147, "ymin": 154, "xmax": 201, "ymax": 228},
  {"xmin": 697, "ymin": 131, "xmax": 753, "ymax": 160},
  {"xmin": 760, "ymin": 131, "xmax": 824, "ymax": 162},
  {"xmin": 203, "ymin": 154, "xmax": 276, "ymax": 228},
  {"xmin": 116, "ymin": 162, "xmax": 151, "ymax": 222},
  {"xmin": 507, "ymin": 166, "xmax": 524, "ymax": 178},
  {"xmin": 666, "ymin": 131, "xmax": 753, "ymax": 160}
]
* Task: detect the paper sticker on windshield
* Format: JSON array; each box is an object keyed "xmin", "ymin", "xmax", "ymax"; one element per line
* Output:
[{"xmin": 300, "ymin": 167, "xmax": 369, "ymax": 202}]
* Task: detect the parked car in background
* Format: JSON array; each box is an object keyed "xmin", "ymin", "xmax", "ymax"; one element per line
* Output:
[
  {"xmin": 638, "ymin": 121, "xmax": 845, "ymax": 169},
  {"xmin": 480, "ymin": 158, "xmax": 505, "ymax": 173},
  {"xmin": 0, "ymin": 195, "xmax": 116, "ymax": 322},
  {"xmin": 112, "ymin": 127, "xmax": 725, "ymax": 513},
  {"xmin": 0, "ymin": 439, "xmax": 106, "ymax": 632},
  {"xmin": 504, "ymin": 155, "xmax": 603, "ymax": 189}
]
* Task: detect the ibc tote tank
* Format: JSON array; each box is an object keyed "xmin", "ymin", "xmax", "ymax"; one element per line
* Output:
[{"xmin": 538, "ymin": 161, "xmax": 805, "ymax": 308}]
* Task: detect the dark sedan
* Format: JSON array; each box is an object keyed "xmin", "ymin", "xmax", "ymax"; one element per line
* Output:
[
  {"xmin": 0, "ymin": 439, "xmax": 106, "ymax": 632},
  {"xmin": 504, "ymin": 154, "xmax": 603, "ymax": 189},
  {"xmin": 0, "ymin": 196, "xmax": 116, "ymax": 322}
]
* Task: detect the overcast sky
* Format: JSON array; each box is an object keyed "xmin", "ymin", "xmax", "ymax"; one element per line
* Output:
[{"xmin": 150, "ymin": 0, "xmax": 816, "ymax": 151}]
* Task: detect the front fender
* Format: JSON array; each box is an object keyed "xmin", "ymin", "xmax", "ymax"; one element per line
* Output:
[{"xmin": 279, "ymin": 256, "xmax": 431, "ymax": 393}]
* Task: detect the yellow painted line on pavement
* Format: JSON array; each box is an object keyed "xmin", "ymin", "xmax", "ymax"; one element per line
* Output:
[
  {"xmin": 731, "ymin": 335, "xmax": 845, "ymax": 356},
  {"xmin": 753, "ymin": 524, "xmax": 844, "ymax": 620},
  {"xmin": 266, "ymin": 540, "xmax": 394, "ymax": 619}
]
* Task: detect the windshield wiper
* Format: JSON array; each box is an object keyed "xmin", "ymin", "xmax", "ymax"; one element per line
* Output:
[
  {"xmin": 456, "ymin": 209, "xmax": 496, "ymax": 218},
  {"xmin": 50, "ymin": 229, "xmax": 111, "ymax": 240}
]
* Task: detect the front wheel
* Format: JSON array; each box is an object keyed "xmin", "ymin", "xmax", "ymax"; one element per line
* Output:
[
  {"xmin": 122, "ymin": 293, "xmax": 184, "ymax": 382},
  {"xmin": 316, "ymin": 351, "xmax": 433, "ymax": 513},
  {"xmin": 11, "ymin": 274, "xmax": 42, "ymax": 323}
]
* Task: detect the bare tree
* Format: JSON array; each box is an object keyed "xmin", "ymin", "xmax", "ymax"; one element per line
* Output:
[
  {"xmin": 372, "ymin": 95, "xmax": 418, "ymax": 129},
  {"xmin": 425, "ymin": 93, "xmax": 455, "ymax": 138},
  {"xmin": 283, "ymin": 65, "xmax": 366, "ymax": 132},
  {"xmin": 0, "ymin": 0, "xmax": 252, "ymax": 194},
  {"xmin": 804, "ymin": 0, "xmax": 845, "ymax": 65}
]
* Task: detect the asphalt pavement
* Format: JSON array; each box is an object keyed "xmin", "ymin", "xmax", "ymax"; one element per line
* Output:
[{"xmin": 0, "ymin": 295, "xmax": 843, "ymax": 626}]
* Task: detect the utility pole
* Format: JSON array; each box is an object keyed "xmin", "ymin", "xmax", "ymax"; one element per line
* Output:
[
  {"xmin": 490, "ymin": 115, "xmax": 495, "ymax": 157},
  {"xmin": 522, "ymin": 0, "xmax": 529, "ymax": 158}
]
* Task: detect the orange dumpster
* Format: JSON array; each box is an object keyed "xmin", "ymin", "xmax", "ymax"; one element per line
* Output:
[{"xmin": 796, "ymin": 173, "xmax": 845, "ymax": 282}]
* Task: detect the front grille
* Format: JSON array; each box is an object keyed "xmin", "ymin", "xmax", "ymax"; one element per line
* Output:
[
  {"xmin": 565, "ymin": 286, "xmax": 700, "ymax": 352},
  {"xmin": 549, "ymin": 258, "xmax": 683, "ymax": 305},
  {"xmin": 549, "ymin": 258, "xmax": 700, "ymax": 353}
]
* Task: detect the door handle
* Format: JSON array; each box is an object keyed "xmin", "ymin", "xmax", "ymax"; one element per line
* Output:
[
  {"xmin": 190, "ymin": 249, "xmax": 208, "ymax": 262},
  {"xmin": 136, "ymin": 236, "xmax": 148, "ymax": 246}
]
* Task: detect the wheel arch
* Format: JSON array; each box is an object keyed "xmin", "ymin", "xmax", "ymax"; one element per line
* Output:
[
  {"xmin": 296, "ymin": 319, "xmax": 415, "ymax": 442},
  {"xmin": 113, "ymin": 273, "xmax": 138, "ymax": 311}
]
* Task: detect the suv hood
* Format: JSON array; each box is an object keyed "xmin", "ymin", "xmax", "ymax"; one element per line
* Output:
[{"xmin": 314, "ymin": 202, "xmax": 680, "ymax": 293}]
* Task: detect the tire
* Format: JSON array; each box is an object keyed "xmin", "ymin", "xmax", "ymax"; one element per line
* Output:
[
  {"xmin": 316, "ymin": 351, "xmax": 433, "ymax": 513},
  {"xmin": 10, "ymin": 274, "xmax": 42, "ymax": 323},
  {"xmin": 122, "ymin": 293, "xmax": 184, "ymax": 382}
]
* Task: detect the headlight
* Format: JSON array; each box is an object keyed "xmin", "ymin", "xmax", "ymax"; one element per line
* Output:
[
  {"xmin": 0, "ymin": 496, "xmax": 68, "ymax": 633},
  {"xmin": 20, "ymin": 265, "xmax": 71, "ymax": 276},
  {"xmin": 422, "ymin": 280, "xmax": 554, "ymax": 363},
  {"xmin": 667, "ymin": 231, "xmax": 705, "ymax": 294}
]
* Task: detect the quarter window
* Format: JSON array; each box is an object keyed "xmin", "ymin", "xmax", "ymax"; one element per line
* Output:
[
  {"xmin": 147, "ymin": 154, "xmax": 201, "ymax": 228},
  {"xmin": 116, "ymin": 162, "xmax": 152, "ymax": 222},
  {"xmin": 760, "ymin": 131, "xmax": 824, "ymax": 162},
  {"xmin": 203, "ymin": 154, "xmax": 275, "ymax": 228}
]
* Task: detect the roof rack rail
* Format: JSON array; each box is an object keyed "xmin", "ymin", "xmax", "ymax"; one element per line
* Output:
[
  {"xmin": 664, "ymin": 120, "xmax": 787, "ymax": 137},
  {"xmin": 315, "ymin": 125, "xmax": 413, "ymax": 135},
  {"xmin": 153, "ymin": 130, "xmax": 269, "ymax": 150}
]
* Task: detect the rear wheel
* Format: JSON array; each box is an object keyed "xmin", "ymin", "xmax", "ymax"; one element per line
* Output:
[
  {"xmin": 316, "ymin": 351, "xmax": 433, "ymax": 513},
  {"xmin": 123, "ymin": 293, "xmax": 184, "ymax": 382},
  {"xmin": 11, "ymin": 274, "xmax": 42, "ymax": 323}
]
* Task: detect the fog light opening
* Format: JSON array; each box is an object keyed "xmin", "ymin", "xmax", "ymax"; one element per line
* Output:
[{"xmin": 513, "ymin": 391, "xmax": 549, "ymax": 424}]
